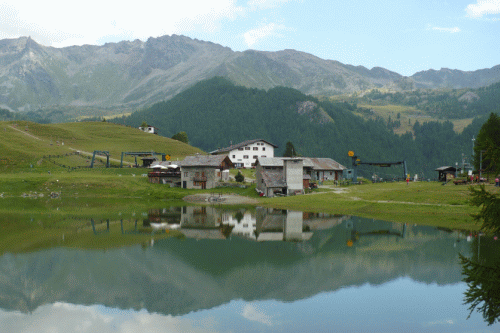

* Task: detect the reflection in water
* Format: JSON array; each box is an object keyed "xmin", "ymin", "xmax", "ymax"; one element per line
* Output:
[
  {"xmin": 0, "ymin": 206, "xmax": 499, "ymax": 331},
  {"xmin": 460, "ymin": 235, "xmax": 500, "ymax": 326},
  {"xmin": 142, "ymin": 206, "xmax": 349, "ymax": 242}
]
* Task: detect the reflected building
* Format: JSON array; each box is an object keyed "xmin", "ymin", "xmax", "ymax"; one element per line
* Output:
[
  {"xmin": 255, "ymin": 208, "xmax": 313, "ymax": 241},
  {"xmin": 179, "ymin": 206, "xmax": 233, "ymax": 239},
  {"xmin": 225, "ymin": 210, "xmax": 257, "ymax": 239},
  {"xmin": 145, "ymin": 207, "xmax": 182, "ymax": 225},
  {"xmin": 144, "ymin": 206, "xmax": 356, "ymax": 242}
]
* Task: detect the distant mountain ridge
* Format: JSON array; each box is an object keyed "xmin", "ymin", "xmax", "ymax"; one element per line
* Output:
[{"xmin": 1, "ymin": 35, "xmax": 500, "ymax": 112}]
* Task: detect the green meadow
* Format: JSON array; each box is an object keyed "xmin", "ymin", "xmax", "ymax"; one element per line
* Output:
[{"xmin": 1, "ymin": 120, "xmax": 497, "ymax": 254}]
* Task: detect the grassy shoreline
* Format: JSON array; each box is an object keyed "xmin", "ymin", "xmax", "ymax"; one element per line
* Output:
[{"xmin": 1, "ymin": 168, "xmax": 497, "ymax": 231}]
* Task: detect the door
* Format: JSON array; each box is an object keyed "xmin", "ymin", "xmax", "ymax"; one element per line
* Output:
[{"xmin": 183, "ymin": 181, "xmax": 187, "ymax": 188}]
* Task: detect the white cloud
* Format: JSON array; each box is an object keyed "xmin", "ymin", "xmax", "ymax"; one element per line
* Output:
[
  {"xmin": 422, "ymin": 319, "xmax": 455, "ymax": 327},
  {"xmin": 0, "ymin": 0, "xmax": 245, "ymax": 47},
  {"xmin": 243, "ymin": 22, "xmax": 285, "ymax": 46},
  {"xmin": 0, "ymin": 303, "xmax": 219, "ymax": 333},
  {"xmin": 241, "ymin": 303, "xmax": 274, "ymax": 326},
  {"xmin": 431, "ymin": 26, "xmax": 461, "ymax": 33},
  {"xmin": 466, "ymin": 0, "xmax": 500, "ymax": 18},
  {"xmin": 248, "ymin": 0, "xmax": 295, "ymax": 9}
]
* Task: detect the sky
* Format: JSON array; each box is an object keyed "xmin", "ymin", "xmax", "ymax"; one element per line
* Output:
[
  {"xmin": 0, "ymin": 0, "xmax": 499, "ymax": 76},
  {"xmin": 0, "ymin": 281, "xmax": 494, "ymax": 332}
]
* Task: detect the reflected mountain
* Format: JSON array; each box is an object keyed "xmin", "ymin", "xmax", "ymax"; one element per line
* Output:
[{"xmin": 0, "ymin": 208, "xmax": 483, "ymax": 318}]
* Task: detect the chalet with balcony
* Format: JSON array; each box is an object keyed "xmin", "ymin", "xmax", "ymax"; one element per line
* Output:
[
  {"xmin": 180, "ymin": 154, "xmax": 233, "ymax": 189},
  {"xmin": 210, "ymin": 139, "xmax": 278, "ymax": 168}
]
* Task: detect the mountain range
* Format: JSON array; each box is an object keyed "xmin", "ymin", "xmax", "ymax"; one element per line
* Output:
[{"xmin": 1, "ymin": 35, "xmax": 500, "ymax": 113}]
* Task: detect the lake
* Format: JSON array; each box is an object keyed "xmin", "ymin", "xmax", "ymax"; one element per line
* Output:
[{"xmin": 0, "ymin": 204, "xmax": 499, "ymax": 332}]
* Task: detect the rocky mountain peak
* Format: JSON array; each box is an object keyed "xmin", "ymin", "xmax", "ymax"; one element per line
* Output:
[{"xmin": 0, "ymin": 35, "xmax": 499, "ymax": 114}]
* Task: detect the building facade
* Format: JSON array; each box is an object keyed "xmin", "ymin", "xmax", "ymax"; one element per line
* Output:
[
  {"xmin": 255, "ymin": 157, "xmax": 304, "ymax": 197},
  {"xmin": 180, "ymin": 154, "xmax": 233, "ymax": 189},
  {"xmin": 211, "ymin": 139, "xmax": 278, "ymax": 168}
]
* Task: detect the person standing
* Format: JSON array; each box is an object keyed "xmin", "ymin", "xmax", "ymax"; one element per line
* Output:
[{"xmin": 495, "ymin": 176, "xmax": 499, "ymax": 187}]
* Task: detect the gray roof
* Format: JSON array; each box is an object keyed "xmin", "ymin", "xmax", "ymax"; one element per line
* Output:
[
  {"xmin": 210, "ymin": 139, "xmax": 278, "ymax": 154},
  {"xmin": 257, "ymin": 157, "xmax": 314, "ymax": 168},
  {"xmin": 257, "ymin": 157, "xmax": 345, "ymax": 170},
  {"xmin": 435, "ymin": 166, "xmax": 457, "ymax": 171},
  {"xmin": 179, "ymin": 154, "xmax": 233, "ymax": 167},
  {"xmin": 306, "ymin": 158, "xmax": 346, "ymax": 171},
  {"xmin": 261, "ymin": 170, "xmax": 286, "ymax": 188}
]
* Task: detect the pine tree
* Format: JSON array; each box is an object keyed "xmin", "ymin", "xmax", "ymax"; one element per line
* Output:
[{"xmin": 283, "ymin": 141, "xmax": 298, "ymax": 157}]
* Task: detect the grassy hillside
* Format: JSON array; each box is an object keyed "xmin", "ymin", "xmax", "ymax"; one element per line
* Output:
[
  {"xmin": 0, "ymin": 120, "xmax": 204, "ymax": 171},
  {"xmin": 354, "ymin": 103, "xmax": 475, "ymax": 135}
]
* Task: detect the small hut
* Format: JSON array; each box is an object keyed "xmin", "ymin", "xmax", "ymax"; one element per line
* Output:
[{"xmin": 435, "ymin": 166, "xmax": 457, "ymax": 182}]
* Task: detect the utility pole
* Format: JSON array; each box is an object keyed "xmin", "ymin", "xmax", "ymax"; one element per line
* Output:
[{"xmin": 472, "ymin": 136, "xmax": 475, "ymax": 159}]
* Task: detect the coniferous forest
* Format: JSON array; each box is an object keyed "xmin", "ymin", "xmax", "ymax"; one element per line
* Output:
[{"xmin": 111, "ymin": 77, "xmax": 495, "ymax": 179}]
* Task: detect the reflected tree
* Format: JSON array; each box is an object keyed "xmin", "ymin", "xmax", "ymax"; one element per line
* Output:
[
  {"xmin": 469, "ymin": 185, "xmax": 500, "ymax": 234},
  {"xmin": 460, "ymin": 254, "xmax": 500, "ymax": 325}
]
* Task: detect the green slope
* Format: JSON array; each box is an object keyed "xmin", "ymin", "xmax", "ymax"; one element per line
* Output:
[{"xmin": 0, "ymin": 120, "xmax": 204, "ymax": 171}]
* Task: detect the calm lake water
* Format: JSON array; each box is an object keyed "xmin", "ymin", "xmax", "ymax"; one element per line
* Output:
[{"xmin": 1, "ymin": 205, "xmax": 499, "ymax": 332}]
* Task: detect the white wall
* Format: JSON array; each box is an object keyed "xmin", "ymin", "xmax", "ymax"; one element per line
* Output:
[
  {"xmin": 229, "ymin": 141, "xmax": 275, "ymax": 168},
  {"xmin": 284, "ymin": 159, "xmax": 303, "ymax": 194}
]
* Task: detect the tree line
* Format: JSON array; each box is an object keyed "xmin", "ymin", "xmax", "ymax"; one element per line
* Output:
[{"xmin": 109, "ymin": 77, "xmax": 496, "ymax": 178}]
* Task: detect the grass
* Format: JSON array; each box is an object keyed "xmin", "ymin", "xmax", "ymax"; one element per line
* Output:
[
  {"xmin": 1, "ymin": 166, "xmax": 491, "ymax": 231},
  {"xmin": 260, "ymin": 181, "xmax": 497, "ymax": 230},
  {"xmin": 0, "ymin": 120, "xmax": 204, "ymax": 172},
  {"xmin": 355, "ymin": 103, "xmax": 475, "ymax": 135},
  {"xmin": 0, "ymin": 119, "xmax": 494, "ymax": 239},
  {"xmin": 230, "ymin": 168, "xmax": 256, "ymax": 179},
  {"xmin": 1, "ymin": 167, "xmax": 495, "ymax": 255},
  {"xmin": 1, "ymin": 152, "xmax": 491, "ymax": 234}
]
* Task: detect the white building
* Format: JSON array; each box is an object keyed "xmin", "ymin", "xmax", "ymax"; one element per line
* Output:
[
  {"xmin": 210, "ymin": 139, "xmax": 278, "ymax": 168},
  {"xmin": 138, "ymin": 125, "xmax": 158, "ymax": 134}
]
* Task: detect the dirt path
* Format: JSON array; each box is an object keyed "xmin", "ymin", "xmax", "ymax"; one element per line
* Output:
[{"xmin": 8, "ymin": 125, "xmax": 43, "ymax": 141}]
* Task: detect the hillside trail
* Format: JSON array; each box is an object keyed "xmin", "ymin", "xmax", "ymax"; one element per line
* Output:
[
  {"xmin": 8, "ymin": 124, "xmax": 43, "ymax": 141},
  {"xmin": 7, "ymin": 124, "xmax": 130, "ymax": 165}
]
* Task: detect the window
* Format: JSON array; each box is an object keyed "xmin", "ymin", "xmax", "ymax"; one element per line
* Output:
[
  {"xmin": 245, "ymin": 147, "xmax": 250, "ymax": 150},
  {"xmin": 243, "ymin": 155, "xmax": 249, "ymax": 159},
  {"xmin": 253, "ymin": 155, "xmax": 258, "ymax": 159},
  {"xmin": 253, "ymin": 147, "xmax": 258, "ymax": 150},
  {"xmin": 232, "ymin": 155, "xmax": 235, "ymax": 158},
  {"xmin": 183, "ymin": 172, "xmax": 188, "ymax": 177},
  {"xmin": 262, "ymin": 147, "xmax": 266, "ymax": 151},
  {"xmin": 238, "ymin": 148, "xmax": 244, "ymax": 151},
  {"xmin": 261, "ymin": 155, "xmax": 266, "ymax": 158}
]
